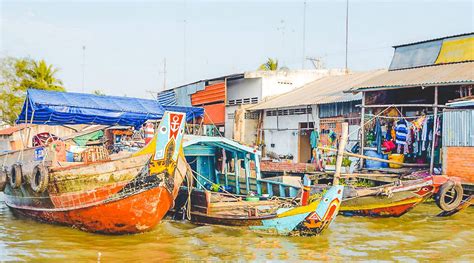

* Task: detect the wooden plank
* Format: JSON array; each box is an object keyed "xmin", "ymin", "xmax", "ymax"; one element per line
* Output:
[
  {"xmin": 319, "ymin": 146, "xmax": 428, "ymax": 167},
  {"xmin": 333, "ymin": 122, "xmax": 348, "ymax": 185}
]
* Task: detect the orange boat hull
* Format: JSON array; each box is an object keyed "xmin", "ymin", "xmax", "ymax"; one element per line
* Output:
[{"xmin": 10, "ymin": 186, "xmax": 173, "ymax": 234}]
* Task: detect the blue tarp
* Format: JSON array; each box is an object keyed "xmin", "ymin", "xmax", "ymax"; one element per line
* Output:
[{"xmin": 17, "ymin": 89, "xmax": 204, "ymax": 128}]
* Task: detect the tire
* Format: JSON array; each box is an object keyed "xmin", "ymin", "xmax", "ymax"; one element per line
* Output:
[
  {"xmin": 31, "ymin": 164, "xmax": 49, "ymax": 193},
  {"xmin": 9, "ymin": 163, "xmax": 22, "ymax": 188},
  {"xmin": 435, "ymin": 180, "xmax": 464, "ymax": 212},
  {"xmin": 0, "ymin": 167, "xmax": 7, "ymax": 191}
]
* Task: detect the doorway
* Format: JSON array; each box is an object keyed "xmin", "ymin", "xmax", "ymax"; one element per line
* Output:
[{"xmin": 298, "ymin": 122, "xmax": 314, "ymax": 163}]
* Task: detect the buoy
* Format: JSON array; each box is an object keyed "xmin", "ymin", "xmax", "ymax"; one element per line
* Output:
[{"xmin": 144, "ymin": 122, "xmax": 155, "ymax": 145}]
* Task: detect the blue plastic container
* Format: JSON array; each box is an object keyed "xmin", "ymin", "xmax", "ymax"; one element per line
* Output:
[{"xmin": 364, "ymin": 150, "xmax": 385, "ymax": 169}]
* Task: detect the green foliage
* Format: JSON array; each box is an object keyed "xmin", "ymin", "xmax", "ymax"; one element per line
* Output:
[
  {"xmin": 259, "ymin": 58, "xmax": 279, "ymax": 71},
  {"xmin": 0, "ymin": 57, "xmax": 65, "ymax": 125},
  {"xmin": 93, "ymin": 90, "xmax": 105, "ymax": 96},
  {"xmin": 342, "ymin": 157, "xmax": 352, "ymax": 167}
]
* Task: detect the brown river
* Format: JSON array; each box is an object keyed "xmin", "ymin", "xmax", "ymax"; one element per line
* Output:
[{"xmin": 1, "ymin": 193, "xmax": 473, "ymax": 262}]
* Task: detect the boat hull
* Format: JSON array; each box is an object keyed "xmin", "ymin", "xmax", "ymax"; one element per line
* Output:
[
  {"xmin": 340, "ymin": 176, "xmax": 445, "ymax": 217},
  {"xmin": 10, "ymin": 186, "xmax": 173, "ymax": 234}
]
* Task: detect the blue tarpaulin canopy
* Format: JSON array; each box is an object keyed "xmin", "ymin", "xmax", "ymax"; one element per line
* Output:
[{"xmin": 17, "ymin": 89, "xmax": 204, "ymax": 128}]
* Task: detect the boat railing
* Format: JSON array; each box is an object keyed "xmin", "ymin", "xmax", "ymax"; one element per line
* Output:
[{"xmin": 215, "ymin": 172, "xmax": 300, "ymax": 198}]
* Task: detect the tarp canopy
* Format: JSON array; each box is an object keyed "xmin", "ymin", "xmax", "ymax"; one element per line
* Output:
[{"xmin": 17, "ymin": 89, "xmax": 204, "ymax": 128}]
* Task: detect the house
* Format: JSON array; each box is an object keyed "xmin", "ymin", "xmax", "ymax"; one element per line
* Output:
[
  {"xmin": 347, "ymin": 32, "xmax": 474, "ymax": 183},
  {"xmin": 158, "ymin": 69, "xmax": 346, "ymax": 139},
  {"xmin": 0, "ymin": 124, "xmax": 80, "ymax": 152},
  {"xmin": 246, "ymin": 70, "xmax": 385, "ymax": 164}
]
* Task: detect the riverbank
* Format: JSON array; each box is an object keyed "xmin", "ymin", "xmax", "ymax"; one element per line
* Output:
[{"xmin": 1, "ymin": 193, "xmax": 472, "ymax": 261}]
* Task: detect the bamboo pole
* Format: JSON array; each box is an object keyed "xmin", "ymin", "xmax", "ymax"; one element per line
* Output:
[
  {"xmin": 319, "ymin": 146, "xmax": 429, "ymax": 167},
  {"xmin": 333, "ymin": 122, "xmax": 348, "ymax": 185},
  {"xmin": 359, "ymin": 93, "xmax": 366, "ymax": 169},
  {"xmin": 430, "ymin": 86, "xmax": 438, "ymax": 175}
]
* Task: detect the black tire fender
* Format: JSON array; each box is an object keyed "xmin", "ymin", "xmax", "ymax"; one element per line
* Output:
[
  {"xmin": 435, "ymin": 180, "xmax": 464, "ymax": 212},
  {"xmin": 0, "ymin": 166, "xmax": 7, "ymax": 191},
  {"xmin": 9, "ymin": 163, "xmax": 22, "ymax": 188},
  {"xmin": 31, "ymin": 164, "xmax": 49, "ymax": 193}
]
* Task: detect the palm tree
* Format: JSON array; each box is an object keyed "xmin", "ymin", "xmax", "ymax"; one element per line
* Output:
[
  {"xmin": 259, "ymin": 58, "xmax": 279, "ymax": 71},
  {"xmin": 22, "ymin": 59, "xmax": 65, "ymax": 91}
]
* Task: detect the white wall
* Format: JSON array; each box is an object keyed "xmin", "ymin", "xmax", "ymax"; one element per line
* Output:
[
  {"xmin": 262, "ymin": 105, "xmax": 319, "ymax": 162},
  {"xmin": 245, "ymin": 69, "xmax": 346, "ymax": 99},
  {"xmin": 224, "ymin": 105, "xmax": 238, "ymax": 138}
]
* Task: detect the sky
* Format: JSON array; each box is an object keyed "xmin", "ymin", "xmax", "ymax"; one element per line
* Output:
[{"xmin": 1, "ymin": 0, "xmax": 473, "ymax": 98}]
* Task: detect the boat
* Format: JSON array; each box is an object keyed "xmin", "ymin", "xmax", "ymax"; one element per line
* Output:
[
  {"xmin": 0, "ymin": 89, "xmax": 203, "ymax": 234},
  {"xmin": 170, "ymin": 132, "xmax": 344, "ymax": 236},
  {"xmin": 332, "ymin": 173, "xmax": 462, "ymax": 217}
]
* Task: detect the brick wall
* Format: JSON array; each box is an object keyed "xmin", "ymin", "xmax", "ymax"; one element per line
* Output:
[{"xmin": 445, "ymin": 147, "xmax": 474, "ymax": 183}]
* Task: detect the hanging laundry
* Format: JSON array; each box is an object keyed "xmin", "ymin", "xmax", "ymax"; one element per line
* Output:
[
  {"xmin": 374, "ymin": 118, "xmax": 382, "ymax": 154},
  {"xmin": 395, "ymin": 119, "xmax": 408, "ymax": 145},
  {"xmin": 310, "ymin": 130, "xmax": 319, "ymax": 149}
]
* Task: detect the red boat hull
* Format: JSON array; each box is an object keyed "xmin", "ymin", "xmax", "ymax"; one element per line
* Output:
[{"xmin": 10, "ymin": 186, "xmax": 173, "ymax": 234}]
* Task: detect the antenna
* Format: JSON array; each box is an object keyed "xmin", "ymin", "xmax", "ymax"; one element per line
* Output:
[
  {"xmin": 306, "ymin": 57, "xmax": 324, "ymax": 69},
  {"xmin": 81, "ymin": 45, "xmax": 86, "ymax": 92}
]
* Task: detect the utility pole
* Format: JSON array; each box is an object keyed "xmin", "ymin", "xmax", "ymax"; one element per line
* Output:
[
  {"xmin": 82, "ymin": 45, "xmax": 86, "ymax": 92},
  {"xmin": 183, "ymin": 19, "xmax": 187, "ymax": 81},
  {"xmin": 302, "ymin": 0, "xmax": 307, "ymax": 69},
  {"xmin": 277, "ymin": 19, "xmax": 286, "ymax": 66},
  {"xmin": 159, "ymin": 58, "xmax": 167, "ymax": 91},
  {"xmin": 345, "ymin": 0, "xmax": 349, "ymax": 73}
]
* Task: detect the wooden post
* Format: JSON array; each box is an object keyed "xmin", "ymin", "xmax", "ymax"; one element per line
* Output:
[
  {"xmin": 233, "ymin": 152, "xmax": 240, "ymax": 194},
  {"xmin": 430, "ymin": 86, "xmax": 438, "ymax": 175},
  {"xmin": 359, "ymin": 92, "xmax": 366, "ymax": 169},
  {"xmin": 334, "ymin": 122, "xmax": 349, "ymax": 185},
  {"xmin": 244, "ymin": 155, "xmax": 251, "ymax": 194},
  {"xmin": 254, "ymin": 153, "xmax": 262, "ymax": 195}
]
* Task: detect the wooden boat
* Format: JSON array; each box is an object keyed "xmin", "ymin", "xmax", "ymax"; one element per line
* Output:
[
  {"xmin": 174, "ymin": 185, "xmax": 343, "ymax": 236},
  {"xmin": 0, "ymin": 111, "xmax": 189, "ymax": 234},
  {"xmin": 337, "ymin": 174, "xmax": 459, "ymax": 217}
]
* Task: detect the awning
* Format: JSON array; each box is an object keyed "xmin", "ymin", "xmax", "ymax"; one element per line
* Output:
[
  {"xmin": 17, "ymin": 89, "xmax": 204, "ymax": 128},
  {"xmin": 349, "ymin": 62, "xmax": 474, "ymax": 92}
]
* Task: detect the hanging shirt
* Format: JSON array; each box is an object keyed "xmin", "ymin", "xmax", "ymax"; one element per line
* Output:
[
  {"xmin": 395, "ymin": 119, "xmax": 408, "ymax": 145},
  {"xmin": 310, "ymin": 130, "xmax": 319, "ymax": 149}
]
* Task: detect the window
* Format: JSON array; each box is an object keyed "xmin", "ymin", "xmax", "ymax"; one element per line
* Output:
[
  {"xmin": 265, "ymin": 107, "xmax": 312, "ymax": 117},
  {"xmin": 245, "ymin": 112, "xmax": 259, "ymax": 119},
  {"xmin": 228, "ymin": 97, "xmax": 258, "ymax": 105},
  {"xmin": 228, "ymin": 113, "xmax": 235, "ymax": 119}
]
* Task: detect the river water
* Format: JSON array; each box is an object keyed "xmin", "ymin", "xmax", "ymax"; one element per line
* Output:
[{"xmin": 0, "ymin": 193, "xmax": 473, "ymax": 262}]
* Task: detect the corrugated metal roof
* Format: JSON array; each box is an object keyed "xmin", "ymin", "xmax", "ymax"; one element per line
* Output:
[
  {"xmin": 0, "ymin": 124, "xmax": 27, "ymax": 136},
  {"xmin": 248, "ymin": 70, "xmax": 385, "ymax": 110},
  {"xmin": 393, "ymin": 32, "xmax": 474, "ymax": 48},
  {"xmin": 349, "ymin": 62, "xmax": 474, "ymax": 92}
]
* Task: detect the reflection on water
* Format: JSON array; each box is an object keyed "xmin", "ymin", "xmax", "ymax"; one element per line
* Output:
[{"xmin": 1, "ymin": 192, "xmax": 473, "ymax": 261}]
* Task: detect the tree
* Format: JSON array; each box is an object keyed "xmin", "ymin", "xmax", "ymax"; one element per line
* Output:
[
  {"xmin": 258, "ymin": 58, "xmax": 279, "ymax": 71},
  {"xmin": 0, "ymin": 57, "xmax": 65, "ymax": 125},
  {"xmin": 93, "ymin": 90, "xmax": 105, "ymax": 96}
]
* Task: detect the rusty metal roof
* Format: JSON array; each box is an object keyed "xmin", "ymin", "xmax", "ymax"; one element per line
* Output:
[
  {"xmin": 248, "ymin": 70, "xmax": 385, "ymax": 110},
  {"xmin": 349, "ymin": 62, "xmax": 474, "ymax": 92}
]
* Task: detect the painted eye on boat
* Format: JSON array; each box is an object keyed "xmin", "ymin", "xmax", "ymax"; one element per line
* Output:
[
  {"xmin": 161, "ymin": 127, "xmax": 167, "ymax": 133},
  {"xmin": 324, "ymin": 198, "xmax": 329, "ymax": 202},
  {"xmin": 422, "ymin": 187, "xmax": 429, "ymax": 191}
]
